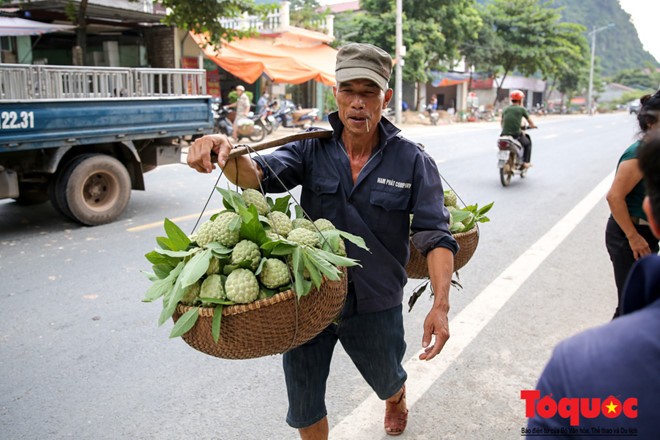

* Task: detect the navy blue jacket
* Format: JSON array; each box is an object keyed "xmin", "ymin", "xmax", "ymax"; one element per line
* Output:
[{"xmin": 253, "ymin": 112, "xmax": 457, "ymax": 313}]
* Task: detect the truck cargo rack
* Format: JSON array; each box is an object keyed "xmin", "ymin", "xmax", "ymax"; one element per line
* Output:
[{"xmin": 0, "ymin": 64, "xmax": 207, "ymax": 101}]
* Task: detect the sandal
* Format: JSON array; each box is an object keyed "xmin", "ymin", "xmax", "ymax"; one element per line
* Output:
[{"xmin": 384, "ymin": 384, "xmax": 408, "ymax": 436}]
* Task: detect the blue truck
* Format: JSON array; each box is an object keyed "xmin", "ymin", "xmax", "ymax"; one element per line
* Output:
[{"xmin": 0, "ymin": 64, "xmax": 213, "ymax": 225}]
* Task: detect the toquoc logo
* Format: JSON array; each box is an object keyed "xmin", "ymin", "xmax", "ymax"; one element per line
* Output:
[{"xmin": 521, "ymin": 390, "xmax": 638, "ymax": 427}]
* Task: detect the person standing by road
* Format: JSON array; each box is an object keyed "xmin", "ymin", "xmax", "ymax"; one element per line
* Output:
[
  {"xmin": 500, "ymin": 90, "xmax": 536, "ymax": 168},
  {"xmin": 224, "ymin": 85, "xmax": 251, "ymax": 141},
  {"xmin": 527, "ymin": 127, "xmax": 660, "ymax": 438},
  {"xmin": 605, "ymin": 90, "xmax": 660, "ymax": 318},
  {"xmin": 187, "ymin": 42, "xmax": 457, "ymax": 439}
]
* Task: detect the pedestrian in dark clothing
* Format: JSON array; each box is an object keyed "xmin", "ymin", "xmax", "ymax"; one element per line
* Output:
[
  {"xmin": 605, "ymin": 90, "xmax": 660, "ymax": 318},
  {"xmin": 187, "ymin": 43, "xmax": 457, "ymax": 439}
]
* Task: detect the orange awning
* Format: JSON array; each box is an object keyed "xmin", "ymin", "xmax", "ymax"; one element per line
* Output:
[{"xmin": 193, "ymin": 33, "xmax": 338, "ymax": 87}]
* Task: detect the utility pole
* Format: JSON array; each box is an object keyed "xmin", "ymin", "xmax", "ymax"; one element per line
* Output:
[
  {"xmin": 395, "ymin": 0, "xmax": 403, "ymax": 124},
  {"xmin": 587, "ymin": 23, "xmax": 614, "ymax": 116}
]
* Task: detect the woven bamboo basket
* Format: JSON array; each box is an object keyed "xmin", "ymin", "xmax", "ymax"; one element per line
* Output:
[
  {"xmin": 172, "ymin": 268, "xmax": 347, "ymax": 359},
  {"xmin": 405, "ymin": 227, "xmax": 479, "ymax": 279}
]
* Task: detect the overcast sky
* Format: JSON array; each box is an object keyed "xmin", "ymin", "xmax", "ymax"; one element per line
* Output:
[{"xmin": 618, "ymin": 0, "xmax": 660, "ymax": 63}]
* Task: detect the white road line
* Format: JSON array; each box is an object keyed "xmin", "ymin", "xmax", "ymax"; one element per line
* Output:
[
  {"xmin": 329, "ymin": 171, "xmax": 615, "ymax": 439},
  {"xmin": 126, "ymin": 210, "xmax": 221, "ymax": 232}
]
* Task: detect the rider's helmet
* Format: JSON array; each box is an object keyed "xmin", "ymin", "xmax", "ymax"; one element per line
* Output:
[{"xmin": 510, "ymin": 90, "xmax": 525, "ymax": 102}]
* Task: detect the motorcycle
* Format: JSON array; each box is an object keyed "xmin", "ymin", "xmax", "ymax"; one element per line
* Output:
[
  {"xmin": 272, "ymin": 99, "xmax": 318, "ymax": 129},
  {"xmin": 496, "ymin": 126, "xmax": 536, "ymax": 187},
  {"xmin": 257, "ymin": 102, "xmax": 280, "ymax": 135},
  {"xmin": 212, "ymin": 104, "xmax": 266, "ymax": 142}
]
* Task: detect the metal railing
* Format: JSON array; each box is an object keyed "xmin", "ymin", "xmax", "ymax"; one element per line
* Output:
[{"xmin": 0, "ymin": 64, "xmax": 207, "ymax": 100}]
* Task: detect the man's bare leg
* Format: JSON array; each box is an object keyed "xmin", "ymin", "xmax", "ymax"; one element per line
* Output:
[{"xmin": 299, "ymin": 416, "xmax": 328, "ymax": 440}]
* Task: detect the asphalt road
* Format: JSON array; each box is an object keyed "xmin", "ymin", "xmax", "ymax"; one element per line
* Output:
[{"xmin": 0, "ymin": 111, "xmax": 643, "ymax": 439}]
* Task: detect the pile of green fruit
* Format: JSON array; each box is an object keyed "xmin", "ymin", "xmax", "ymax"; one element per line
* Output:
[
  {"xmin": 442, "ymin": 189, "xmax": 493, "ymax": 234},
  {"xmin": 143, "ymin": 187, "xmax": 367, "ymax": 341}
]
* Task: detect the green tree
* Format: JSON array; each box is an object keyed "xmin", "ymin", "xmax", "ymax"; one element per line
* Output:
[
  {"xmin": 472, "ymin": 0, "xmax": 590, "ymax": 105},
  {"xmin": 289, "ymin": 0, "xmax": 330, "ymax": 32},
  {"xmin": 160, "ymin": 0, "xmax": 273, "ymax": 48},
  {"xmin": 336, "ymin": 0, "xmax": 481, "ymax": 108}
]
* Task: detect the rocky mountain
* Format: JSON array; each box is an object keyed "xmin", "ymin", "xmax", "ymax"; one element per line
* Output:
[{"xmin": 476, "ymin": 0, "xmax": 658, "ymax": 76}]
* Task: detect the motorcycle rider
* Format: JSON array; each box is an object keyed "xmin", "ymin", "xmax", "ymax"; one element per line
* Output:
[{"xmin": 501, "ymin": 90, "xmax": 537, "ymax": 168}]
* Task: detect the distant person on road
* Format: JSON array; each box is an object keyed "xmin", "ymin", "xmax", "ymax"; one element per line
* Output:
[
  {"xmin": 605, "ymin": 90, "xmax": 660, "ymax": 318},
  {"xmin": 224, "ymin": 85, "xmax": 251, "ymax": 142},
  {"xmin": 256, "ymin": 92, "xmax": 269, "ymax": 115},
  {"xmin": 527, "ymin": 127, "xmax": 660, "ymax": 438},
  {"xmin": 500, "ymin": 90, "xmax": 536, "ymax": 168}
]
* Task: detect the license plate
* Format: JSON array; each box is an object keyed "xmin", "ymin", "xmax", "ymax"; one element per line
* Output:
[{"xmin": 497, "ymin": 150, "xmax": 510, "ymax": 160}]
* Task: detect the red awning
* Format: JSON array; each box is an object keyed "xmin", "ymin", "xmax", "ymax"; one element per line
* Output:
[{"xmin": 192, "ymin": 32, "xmax": 338, "ymax": 86}]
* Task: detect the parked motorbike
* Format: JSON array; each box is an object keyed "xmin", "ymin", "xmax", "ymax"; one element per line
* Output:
[
  {"xmin": 212, "ymin": 105, "xmax": 266, "ymax": 142},
  {"xmin": 496, "ymin": 126, "xmax": 536, "ymax": 187},
  {"xmin": 272, "ymin": 99, "xmax": 318, "ymax": 129}
]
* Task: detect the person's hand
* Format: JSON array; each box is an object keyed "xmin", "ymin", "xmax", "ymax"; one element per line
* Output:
[
  {"xmin": 628, "ymin": 232, "xmax": 652, "ymax": 259},
  {"xmin": 419, "ymin": 307, "xmax": 449, "ymax": 361},
  {"xmin": 187, "ymin": 134, "xmax": 233, "ymax": 174}
]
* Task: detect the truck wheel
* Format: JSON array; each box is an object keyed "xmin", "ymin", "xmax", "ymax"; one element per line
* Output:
[
  {"xmin": 49, "ymin": 154, "xmax": 95, "ymax": 222},
  {"xmin": 61, "ymin": 155, "xmax": 131, "ymax": 225}
]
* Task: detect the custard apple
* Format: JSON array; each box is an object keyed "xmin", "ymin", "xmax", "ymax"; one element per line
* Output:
[
  {"xmin": 200, "ymin": 274, "xmax": 225, "ymax": 301},
  {"xmin": 242, "ymin": 189, "xmax": 269, "ymax": 215},
  {"xmin": 206, "ymin": 257, "xmax": 222, "ymax": 276},
  {"xmin": 225, "ymin": 268, "xmax": 260, "ymax": 303},
  {"xmin": 292, "ymin": 218, "xmax": 315, "ymax": 231},
  {"xmin": 287, "ymin": 227, "xmax": 320, "ymax": 247},
  {"xmin": 231, "ymin": 240, "xmax": 261, "ymax": 271},
  {"xmin": 259, "ymin": 258, "xmax": 290, "ymax": 289},
  {"xmin": 181, "ymin": 281, "xmax": 201, "ymax": 306},
  {"xmin": 444, "ymin": 190, "xmax": 458, "ymax": 208},
  {"xmin": 267, "ymin": 211, "xmax": 293, "ymax": 237},
  {"xmin": 314, "ymin": 218, "xmax": 335, "ymax": 231},
  {"xmin": 214, "ymin": 211, "xmax": 241, "ymax": 247}
]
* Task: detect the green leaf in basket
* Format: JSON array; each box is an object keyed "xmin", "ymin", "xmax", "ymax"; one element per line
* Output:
[
  {"xmin": 294, "ymin": 205, "xmax": 305, "ymax": 219},
  {"xmin": 269, "ymin": 194, "xmax": 292, "ymax": 215},
  {"xmin": 303, "ymin": 248, "xmax": 341, "ymax": 282},
  {"xmin": 336, "ymin": 230, "xmax": 369, "ymax": 252},
  {"xmin": 216, "ymin": 187, "xmax": 246, "ymax": 213},
  {"xmin": 156, "ymin": 236, "xmax": 175, "ymax": 251},
  {"xmin": 163, "ymin": 218, "xmax": 191, "ymax": 251},
  {"xmin": 145, "ymin": 250, "xmax": 178, "ymax": 266},
  {"xmin": 153, "ymin": 263, "xmax": 174, "ymax": 280},
  {"xmin": 178, "ymin": 249, "xmax": 213, "ymax": 288},
  {"xmin": 199, "ymin": 298, "xmax": 236, "ymax": 306},
  {"xmin": 170, "ymin": 306, "xmax": 199, "ymax": 338},
  {"xmin": 205, "ymin": 241, "xmax": 233, "ymax": 255},
  {"xmin": 154, "ymin": 248, "xmax": 198, "ymax": 259},
  {"xmin": 302, "ymin": 251, "xmax": 324, "ymax": 289},
  {"xmin": 477, "ymin": 201, "xmax": 494, "ymax": 217},
  {"xmin": 143, "ymin": 261, "xmax": 184, "ymax": 302},
  {"xmin": 449, "ymin": 209, "xmax": 471, "ymax": 224},
  {"xmin": 238, "ymin": 205, "xmax": 268, "ymax": 244},
  {"xmin": 291, "ymin": 248, "xmax": 312, "ymax": 297},
  {"xmin": 159, "ymin": 280, "xmax": 185, "ymax": 326},
  {"xmin": 212, "ymin": 305, "xmax": 223, "ymax": 343},
  {"xmin": 312, "ymin": 248, "xmax": 361, "ymax": 268},
  {"xmin": 261, "ymin": 241, "xmax": 297, "ymax": 257}
]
